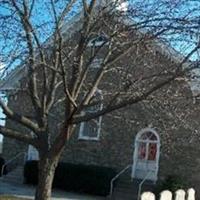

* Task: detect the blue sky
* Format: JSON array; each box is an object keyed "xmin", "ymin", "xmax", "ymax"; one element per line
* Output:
[{"xmin": 0, "ymin": 0, "xmax": 199, "ymax": 67}]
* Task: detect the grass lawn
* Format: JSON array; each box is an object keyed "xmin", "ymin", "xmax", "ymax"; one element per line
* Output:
[{"xmin": 0, "ymin": 196, "xmax": 31, "ymax": 200}]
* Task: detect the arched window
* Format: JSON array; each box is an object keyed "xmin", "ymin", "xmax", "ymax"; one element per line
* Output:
[
  {"xmin": 137, "ymin": 131, "xmax": 159, "ymax": 161},
  {"xmin": 132, "ymin": 128, "xmax": 160, "ymax": 181}
]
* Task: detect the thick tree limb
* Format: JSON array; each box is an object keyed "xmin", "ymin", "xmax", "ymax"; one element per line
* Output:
[
  {"xmin": 0, "ymin": 125, "xmax": 35, "ymax": 145},
  {"xmin": 72, "ymin": 74, "xmax": 178, "ymax": 124},
  {"xmin": 0, "ymin": 98, "xmax": 39, "ymax": 132}
]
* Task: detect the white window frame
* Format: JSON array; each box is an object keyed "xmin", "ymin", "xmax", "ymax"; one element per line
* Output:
[
  {"xmin": 132, "ymin": 128, "xmax": 160, "ymax": 182},
  {"xmin": 78, "ymin": 90, "xmax": 103, "ymax": 141},
  {"xmin": 27, "ymin": 145, "xmax": 39, "ymax": 161}
]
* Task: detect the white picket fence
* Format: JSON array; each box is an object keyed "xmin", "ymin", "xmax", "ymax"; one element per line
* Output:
[{"xmin": 141, "ymin": 188, "xmax": 195, "ymax": 200}]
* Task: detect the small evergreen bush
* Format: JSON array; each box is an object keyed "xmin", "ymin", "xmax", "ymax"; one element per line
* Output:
[{"xmin": 154, "ymin": 175, "xmax": 187, "ymax": 196}]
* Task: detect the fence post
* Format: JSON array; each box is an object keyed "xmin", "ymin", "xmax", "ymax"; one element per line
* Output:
[
  {"xmin": 175, "ymin": 189, "xmax": 186, "ymax": 200},
  {"xmin": 187, "ymin": 188, "xmax": 195, "ymax": 200},
  {"xmin": 141, "ymin": 192, "xmax": 155, "ymax": 200},
  {"xmin": 160, "ymin": 190, "xmax": 172, "ymax": 200}
]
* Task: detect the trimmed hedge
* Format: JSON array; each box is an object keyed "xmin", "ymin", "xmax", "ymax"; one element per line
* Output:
[
  {"xmin": 24, "ymin": 161, "xmax": 117, "ymax": 196},
  {"xmin": 24, "ymin": 160, "xmax": 38, "ymax": 184}
]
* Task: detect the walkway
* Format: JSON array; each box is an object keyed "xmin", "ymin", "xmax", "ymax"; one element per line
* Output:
[{"xmin": 0, "ymin": 180, "xmax": 106, "ymax": 200}]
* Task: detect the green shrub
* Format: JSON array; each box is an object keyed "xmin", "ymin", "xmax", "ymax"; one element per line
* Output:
[
  {"xmin": 155, "ymin": 175, "xmax": 186, "ymax": 196},
  {"xmin": 24, "ymin": 161, "xmax": 117, "ymax": 196}
]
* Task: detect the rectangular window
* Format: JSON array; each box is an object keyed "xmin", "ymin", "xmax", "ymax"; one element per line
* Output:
[{"xmin": 78, "ymin": 90, "xmax": 103, "ymax": 140}]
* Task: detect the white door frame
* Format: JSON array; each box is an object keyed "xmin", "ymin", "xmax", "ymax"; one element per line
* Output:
[
  {"xmin": 132, "ymin": 128, "xmax": 160, "ymax": 181},
  {"xmin": 27, "ymin": 145, "xmax": 39, "ymax": 161}
]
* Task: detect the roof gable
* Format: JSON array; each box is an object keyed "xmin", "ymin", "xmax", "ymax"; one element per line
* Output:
[{"xmin": 0, "ymin": 7, "xmax": 193, "ymax": 92}]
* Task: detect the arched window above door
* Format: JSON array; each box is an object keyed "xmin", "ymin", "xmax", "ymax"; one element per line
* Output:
[{"xmin": 136, "ymin": 128, "xmax": 160, "ymax": 142}]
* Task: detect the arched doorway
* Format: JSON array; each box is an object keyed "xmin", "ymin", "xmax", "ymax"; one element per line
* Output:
[{"xmin": 132, "ymin": 128, "xmax": 160, "ymax": 181}]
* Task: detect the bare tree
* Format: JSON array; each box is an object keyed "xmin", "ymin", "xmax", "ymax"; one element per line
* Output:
[{"xmin": 0, "ymin": 0, "xmax": 199, "ymax": 199}]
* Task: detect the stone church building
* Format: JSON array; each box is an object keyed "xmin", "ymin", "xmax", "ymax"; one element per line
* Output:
[{"xmin": 0, "ymin": 0, "xmax": 200, "ymax": 198}]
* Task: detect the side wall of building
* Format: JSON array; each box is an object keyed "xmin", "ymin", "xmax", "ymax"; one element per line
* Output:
[{"xmin": 2, "ymin": 21, "xmax": 200, "ymax": 193}]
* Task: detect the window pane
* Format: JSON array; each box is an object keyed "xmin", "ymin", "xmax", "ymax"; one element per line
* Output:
[
  {"xmin": 149, "ymin": 133, "xmax": 157, "ymax": 141},
  {"xmin": 140, "ymin": 132, "xmax": 148, "ymax": 140},
  {"xmin": 82, "ymin": 119, "xmax": 99, "ymax": 138},
  {"xmin": 148, "ymin": 143, "xmax": 157, "ymax": 160},
  {"xmin": 79, "ymin": 90, "xmax": 103, "ymax": 140},
  {"xmin": 140, "ymin": 132, "xmax": 157, "ymax": 141},
  {"xmin": 138, "ymin": 142, "xmax": 146, "ymax": 160}
]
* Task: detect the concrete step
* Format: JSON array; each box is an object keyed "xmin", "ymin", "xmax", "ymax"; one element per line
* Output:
[
  {"xmin": 114, "ymin": 187, "xmax": 138, "ymax": 194},
  {"xmin": 116, "ymin": 183, "xmax": 154, "ymax": 189},
  {"xmin": 112, "ymin": 191, "xmax": 138, "ymax": 200},
  {"xmin": 112, "ymin": 177, "xmax": 155, "ymax": 200},
  {"xmin": 1, "ymin": 177, "xmax": 23, "ymax": 183},
  {"xmin": 2, "ymin": 166, "xmax": 24, "ymax": 184},
  {"xmin": 1, "ymin": 178, "xmax": 24, "ymax": 185},
  {"xmin": 2, "ymin": 175, "xmax": 23, "ymax": 181},
  {"xmin": 113, "ymin": 192, "xmax": 138, "ymax": 200}
]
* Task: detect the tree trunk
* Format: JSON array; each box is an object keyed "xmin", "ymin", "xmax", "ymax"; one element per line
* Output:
[{"xmin": 35, "ymin": 156, "xmax": 59, "ymax": 200}]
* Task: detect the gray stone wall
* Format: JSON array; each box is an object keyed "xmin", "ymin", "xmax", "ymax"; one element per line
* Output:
[
  {"xmin": 59, "ymin": 79, "xmax": 200, "ymax": 192},
  {"xmin": 0, "ymin": 141, "xmax": 2, "ymax": 153},
  {"xmin": 2, "ymin": 91, "xmax": 31, "ymax": 161}
]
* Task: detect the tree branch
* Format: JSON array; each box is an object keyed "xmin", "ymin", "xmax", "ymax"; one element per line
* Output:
[
  {"xmin": 0, "ymin": 125, "xmax": 36, "ymax": 145},
  {"xmin": 0, "ymin": 98, "xmax": 39, "ymax": 132}
]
